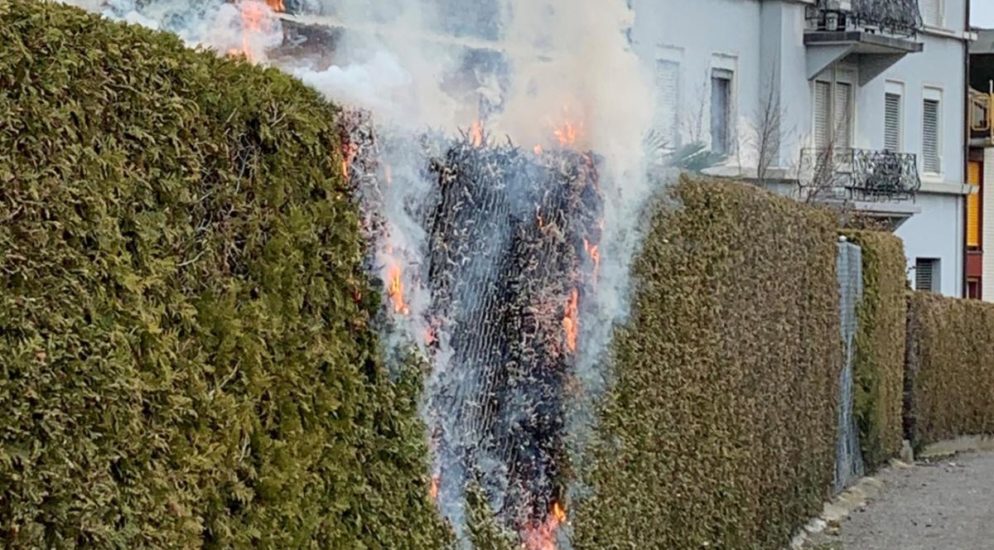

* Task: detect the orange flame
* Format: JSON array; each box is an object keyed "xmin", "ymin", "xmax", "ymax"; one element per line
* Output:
[
  {"xmin": 266, "ymin": 0, "xmax": 285, "ymax": 11},
  {"xmin": 554, "ymin": 120, "xmax": 580, "ymax": 147},
  {"xmin": 533, "ymin": 144, "xmax": 544, "ymax": 156},
  {"xmin": 584, "ymin": 239, "xmax": 601, "ymax": 280},
  {"xmin": 237, "ymin": 1, "xmax": 268, "ymax": 62},
  {"xmin": 562, "ymin": 289, "xmax": 579, "ymax": 353},
  {"xmin": 387, "ymin": 264, "xmax": 410, "ymax": 315},
  {"xmin": 469, "ymin": 121, "xmax": 484, "ymax": 147},
  {"xmin": 523, "ymin": 501, "xmax": 567, "ymax": 550},
  {"xmin": 429, "ymin": 475, "xmax": 440, "ymax": 502},
  {"xmin": 342, "ymin": 143, "xmax": 359, "ymax": 179}
]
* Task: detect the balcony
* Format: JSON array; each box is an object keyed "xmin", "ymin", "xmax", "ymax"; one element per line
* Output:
[
  {"xmin": 970, "ymin": 88, "xmax": 993, "ymax": 145},
  {"xmin": 804, "ymin": 0, "xmax": 924, "ymax": 84},
  {"xmin": 799, "ymin": 148, "xmax": 921, "ymax": 202}
]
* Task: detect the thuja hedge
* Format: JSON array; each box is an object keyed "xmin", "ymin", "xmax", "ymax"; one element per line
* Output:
[
  {"xmin": 905, "ymin": 292, "xmax": 994, "ymax": 448},
  {"xmin": 574, "ymin": 178, "xmax": 841, "ymax": 548},
  {"xmin": 843, "ymin": 231, "xmax": 907, "ymax": 469},
  {"xmin": 0, "ymin": 1, "xmax": 448, "ymax": 547}
]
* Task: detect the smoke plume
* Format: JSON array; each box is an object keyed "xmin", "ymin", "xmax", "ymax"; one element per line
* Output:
[{"xmin": 63, "ymin": 0, "xmax": 659, "ymax": 546}]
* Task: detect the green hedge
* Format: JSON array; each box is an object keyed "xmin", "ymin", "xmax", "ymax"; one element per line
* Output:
[
  {"xmin": 843, "ymin": 231, "xmax": 907, "ymax": 469},
  {"xmin": 0, "ymin": 1, "xmax": 448, "ymax": 547},
  {"xmin": 905, "ymin": 292, "xmax": 994, "ymax": 449},
  {"xmin": 574, "ymin": 178, "xmax": 841, "ymax": 549}
]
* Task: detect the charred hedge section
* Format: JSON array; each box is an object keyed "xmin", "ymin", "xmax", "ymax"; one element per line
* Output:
[
  {"xmin": 0, "ymin": 1, "xmax": 448, "ymax": 547},
  {"xmin": 575, "ymin": 179, "xmax": 841, "ymax": 549},
  {"xmin": 905, "ymin": 292, "xmax": 994, "ymax": 449},
  {"xmin": 843, "ymin": 231, "xmax": 907, "ymax": 469}
]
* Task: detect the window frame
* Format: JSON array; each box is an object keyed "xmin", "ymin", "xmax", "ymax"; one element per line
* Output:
[
  {"xmin": 884, "ymin": 80, "xmax": 905, "ymax": 153},
  {"xmin": 708, "ymin": 53, "xmax": 738, "ymax": 159},
  {"xmin": 922, "ymin": 86, "xmax": 944, "ymax": 176},
  {"xmin": 810, "ymin": 66, "xmax": 857, "ymax": 152}
]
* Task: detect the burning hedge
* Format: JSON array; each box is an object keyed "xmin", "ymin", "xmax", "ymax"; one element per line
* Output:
[
  {"xmin": 0, "ymin": 1, "xmax": 449, "ymax": 547},
  {"xmin": 843, "ymin": 231, "xmax": 907, "ymax": 469},
  {"xmin": 574, "ymin": 179, "xmax": 841, "ymax": 548},
  {"xmin": 905, "ymin": 292, "xmax": 994, "ymax": 449}
]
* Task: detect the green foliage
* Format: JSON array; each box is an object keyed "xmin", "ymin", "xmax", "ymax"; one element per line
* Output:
[
  {"xmin": 0, "ymin": 1, "xmax": 449, "ymax": 547},
  {"xmin": 573, "ymin": 178, "xmax": 841, "ymax": 549},
  {"xmin": 905, "ymin": 292, "xmax": 994, "ymax": 449},
  {"xmin": 843, "ymin": 231, "xmax": 907, "ymax": 469}
]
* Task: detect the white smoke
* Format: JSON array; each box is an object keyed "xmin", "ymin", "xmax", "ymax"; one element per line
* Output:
[{"xmin": 62, "ymin": 0, "xmax": 658, "ymax": 546}]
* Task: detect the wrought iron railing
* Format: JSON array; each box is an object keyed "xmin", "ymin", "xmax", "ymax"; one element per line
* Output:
[
  {"xmin": 806, "ymin": 0, "xmax": 923, "ymax": 37},
  {"xmin": 799, "ymin": 148, "xmax": 920, "ymax": 201}
]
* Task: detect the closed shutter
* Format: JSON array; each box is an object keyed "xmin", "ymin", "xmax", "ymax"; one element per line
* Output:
[
  {"xmin": 884, "ymin": 93, "xmax": 901, "ymax": 152},
  {"xmin": 655, "ymin": 60, "xmax": 680, "ymax": 149},
  {"xmin": 915, "ymin": 258, "xmax": 938, "ymax": 292},
  {"xmin": 968, "ymin": 161, "xmax": 981, "ymax": 248},
  {"xmin": 815, "ymin": 81, "xmax": 832, "ymax": 149},
  {"xmin": 920, "ymin": 0, "xmax": 941, "ymax": 26},
  {"xmin": 834, "ymin": 82, "xmax": 852, "ymax": 150},
  {"xmin": 923, "ymin": 99, "xmax": 941, "ymax": 174}
]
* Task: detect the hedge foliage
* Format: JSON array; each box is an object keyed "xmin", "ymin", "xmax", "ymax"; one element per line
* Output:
[
  {"xmin": 843, "ymin": 231, "xmax": 907, "ymax": 469},
  {"xmin": 905, "ymin": 292, "xmax": 994, "ymax": 448},
  {"xmin": 0, "ymin": 1, "xmax": 448, "ymax": 547},
  {"xmin": 574, "ymin": 178, "xmax": 841, "ymax": 549}
]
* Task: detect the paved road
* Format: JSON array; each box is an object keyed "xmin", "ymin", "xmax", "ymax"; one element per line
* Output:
[{"xmin": 817, "ymin": 451, "xmax": 994, "ymax": 549}]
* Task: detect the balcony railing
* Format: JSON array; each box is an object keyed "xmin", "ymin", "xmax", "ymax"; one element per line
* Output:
[
  {"xmin": 806, "ymin": 0, "xmax": 923, "ymax": 37},
  {"xmin": 799, "ymin": 148, "xmax": 921, "ymax": 201}
]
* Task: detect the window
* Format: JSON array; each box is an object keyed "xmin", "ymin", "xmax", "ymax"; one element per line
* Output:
[
  {"xmin": 923, "ymin": 97, "xmax": 941, "ymax": 174},
  {"xmin": 915, "ymin": 258, "xmax": 940, "ymax": 292},
  {"xmin": 968, "ymin": 278, "xmax": 982, "ymax": 300},
  {"xmin": 968, "ymin": 161, "xmax": 981, "ymax": 248},
  {"xmin": 884, "ymin": 92, "xmax": 902, "ymax": 152},
  {"xmin": 711, "ymin": 68, "xmax": 733, "ymax": 155},
  {"xmin": 654, "ymin": 60, "xmax": 680, "ymax": 149},
  {"xmin": 814, "ymin": 81, "xmax": 832, "ymax": 149},
  {"xmin": 920, "ymin": 0, "xmax": 943, "ymax": 27},
  {"xmin": 813, "ymin": 78, "xmax": 853, "ymax": 150},
  {"xmin": 834, "ymin": 82, "xmax": 852, "ymax": 150}
]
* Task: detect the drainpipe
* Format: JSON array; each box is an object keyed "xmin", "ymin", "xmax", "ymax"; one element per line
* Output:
[{"xmin": 963, "ymin": 0, "xmax": 971, "ymax": 298}]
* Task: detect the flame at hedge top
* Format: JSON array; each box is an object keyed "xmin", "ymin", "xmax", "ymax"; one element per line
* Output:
[{"xmin": 69, "ymin": 0, "xmax": 656, "ymax": 546}]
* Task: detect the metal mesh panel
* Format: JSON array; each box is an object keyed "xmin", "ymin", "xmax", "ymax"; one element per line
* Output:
[{"xmin": 835, "ymin": 240, "xmax": 865, "ymax": 493}]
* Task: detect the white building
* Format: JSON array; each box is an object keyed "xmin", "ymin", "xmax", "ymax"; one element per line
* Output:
[{"xmin": 631, "ymin": 0, "xmax": 974, "ymax": 297}]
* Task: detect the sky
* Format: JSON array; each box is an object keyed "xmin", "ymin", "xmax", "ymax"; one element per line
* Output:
[{"xmin": 975, "ymin": 0, "xmax": 994, "ymax": 28}]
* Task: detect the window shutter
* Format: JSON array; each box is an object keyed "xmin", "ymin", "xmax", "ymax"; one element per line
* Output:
[
  {"xmin": 915, "ymin": 258, "xmax": 938, "ymax": 292},
  {"xmin": 710, "ymin": 69, "xmax": 732, "ymax": 155},
  {"xmin": 834, "ymin": 82, "xmax": 852, "ymax": 150},
  {"xmin": 655, "ymin": 60, "xmax": 680, "ymax": 149},
  {"xmin": 815, "ymin": 81, "xmax": 831, "ymax": 149},
  {"xmin": 968, "ymin": 161, "xmax": 981, "ymax": 248},
  {"xmin": 923, "ymin": 99, "xmax": 941, "ymax": 174},
  {"xmin": 884, "ymin": 93, "xmax": 901, "ymax": 152}
]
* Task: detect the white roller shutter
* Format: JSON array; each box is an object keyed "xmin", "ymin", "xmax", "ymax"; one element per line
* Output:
[
  {"xmin": 923, "ymin": 98, "xmax": 941, "ymax": 174},
  {"xmin": 884, "ymin": 93, "xmax": 902, "ymax": 152},
  {"xmin": 834, "ymin": 82, "xmax": 852, "ymax": 150},
  {"xmin": 655, "ymin": 60, "xmax": 680, "ymax": 149},
  {"xmin": 815, "ymin": 81, "xmax": 832, "ymax": 150}
]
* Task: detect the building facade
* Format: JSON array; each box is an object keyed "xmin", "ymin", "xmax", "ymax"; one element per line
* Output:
[
  {"xmin": 631, "ymin": 0, "xmax": 973, "ymax": 297},
  {"xmin": 968, "ymin": 29, "xmax": 994, "ymax": 300}
]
